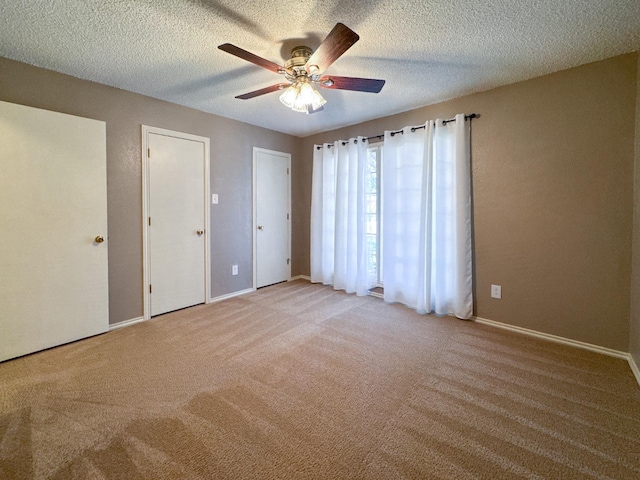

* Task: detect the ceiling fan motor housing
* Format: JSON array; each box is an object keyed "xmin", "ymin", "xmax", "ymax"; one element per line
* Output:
[{"xmin": 285, "ymin": 46, "xmax": 313, "ymax": 76}]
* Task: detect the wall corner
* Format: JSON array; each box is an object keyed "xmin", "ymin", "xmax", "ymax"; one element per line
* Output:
[{"xmin": 630, "ymin": 51, "xmax": 640, "ymax": 367}]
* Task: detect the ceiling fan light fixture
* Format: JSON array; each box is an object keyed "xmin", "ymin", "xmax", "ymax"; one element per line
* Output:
[{"xmin": 280, "ymin": 78, "xmax": 326, "ymax": 113}]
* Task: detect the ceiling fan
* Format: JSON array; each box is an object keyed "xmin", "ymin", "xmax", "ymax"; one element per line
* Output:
[{"xmin": 218, "ymin": 23, "xmax": 385, "ymax": 114}]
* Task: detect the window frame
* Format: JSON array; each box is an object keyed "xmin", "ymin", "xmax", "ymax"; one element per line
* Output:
[{"xmin": 366, "ymin": 142, "xmax": 384, "ymax": 287}]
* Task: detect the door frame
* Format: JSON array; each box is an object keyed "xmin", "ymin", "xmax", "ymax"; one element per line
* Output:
[
  {"xmin": 252, "ymin": 147, "xmax": 291, "ymax": 290},
  {"xmin": 142, "ymin": 125, "xmax": 211, "ymax": 320}
]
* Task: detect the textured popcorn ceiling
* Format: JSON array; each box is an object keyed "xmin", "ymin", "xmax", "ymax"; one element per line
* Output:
[{"xmin": 1, "ymin": 1, "xmax": 639, "ymax": 137}]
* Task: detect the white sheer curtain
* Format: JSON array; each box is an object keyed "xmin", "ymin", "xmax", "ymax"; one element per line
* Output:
[
  {"xmin": 382, "ymin": 114, "xmax": 473, "ymax": 318},
  {"xmin": 310, "ymin": 137, "xmax": 372, "ymax": 295}
]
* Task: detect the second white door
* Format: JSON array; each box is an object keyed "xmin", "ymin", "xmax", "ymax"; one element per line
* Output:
[
  {"xmin": 254, "ymin": 148, "xmax": 291, "ymax": 289},
  {"xmin": 147, "ymin": 131, "xmax": 208, "ymax": 316}
]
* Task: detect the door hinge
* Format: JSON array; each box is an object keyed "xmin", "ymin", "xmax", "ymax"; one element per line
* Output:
[
  {"xmin": 148, "ymin": 148, "xmax": 150, "ymax": 158},
  {"xmin": 287, "ymin": 168, "xmax": 289, "ymax": 175},
  {"xmin": 287, "ymin": 213, "xmax": 289, "ymax": 220},
  {"xmin": 149, "ymin": 284, "xmax": 152, "ymax": 293},
  {"xmin": 148, "ymin": 217, "xmax": 151, "ymax": 226},
  {"xmin": 287, "ymin": 258, "xmax": 290, "ymax": 265}
]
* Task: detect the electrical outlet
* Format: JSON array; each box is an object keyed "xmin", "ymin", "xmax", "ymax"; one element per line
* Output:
[
  {"xmin": 212, "ymin": 193, "xmax": 218, "ymax": 204},
  {"xmin": 491, "ymin": 284, "xmax": 502, "ymax": 299},
  {"xmin": 232, "ymin": 265, "xmax": 238, "ymax": 275}
]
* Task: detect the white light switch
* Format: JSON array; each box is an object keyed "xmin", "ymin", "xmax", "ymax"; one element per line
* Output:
[
  {"xmin": 232, "ymin": 265, "xmax": 238, "ymax": 275},
  {"xmin": 212, "ymin": 193, "xmax": 218, "ymax": 204},
  {"xmin": 491, "ymin": 284, "xmax": 502, "ymax": 299}
]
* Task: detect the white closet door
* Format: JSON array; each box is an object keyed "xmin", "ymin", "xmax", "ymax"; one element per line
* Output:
[
  {"xmin": 0, "ymin": 101, "xmax": 108, "ymax": 362},
  {"xmin": 254, "ymin": 148, "xmax": 290, "ymax": 289},
  {"xmin": 148, "ymin": 133, "xmax": 206, "ymax": 316}
]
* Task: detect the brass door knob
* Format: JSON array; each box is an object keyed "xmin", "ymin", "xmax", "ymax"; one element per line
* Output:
[
  {"xmin": 95, "ymin": 235, "xmax": 105, "ymax": 243},
  {"xmin": 196, "ymin": 230, "xmax": 204, "ymax": 235}
]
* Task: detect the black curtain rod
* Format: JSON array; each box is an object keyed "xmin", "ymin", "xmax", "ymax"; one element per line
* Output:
[
  {"xmin": 373, "ymin": 113, "xmax": 477, "ymax": 140},
  {"xmin": 316, "ymin": 114, "xmax": 477, "ymax": 149}
]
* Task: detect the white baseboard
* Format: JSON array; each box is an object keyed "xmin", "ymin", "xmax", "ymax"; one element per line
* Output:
[
  {"xmin": 473, "ymin": 316, "xmax": 628, "ymax": 360},
  {"xmin": 109, "ymin": 288, "xmax": 254, "ymax": 330},
  {"xmin": 629, "ymin": 354, "xmax": 640, "ymax": 387},
  {"xmin": 209, "ymin": 288, "xmax": 253, "ymax": 303},
  {"xmin": 109, "ymin": 316, "xmax": 145, "ymax": 331},
  {"xmin": 289, "ymin": 275, "xmax": 311, "ymax": 281},
  {"xmin": 474, "ymin": 316, "xmax": 639, "ymax": 389}
]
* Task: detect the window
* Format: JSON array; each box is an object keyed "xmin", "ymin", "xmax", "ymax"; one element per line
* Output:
[{"xmin": 365, "ymin": 144, "xmax": 383, "ymax": 286}]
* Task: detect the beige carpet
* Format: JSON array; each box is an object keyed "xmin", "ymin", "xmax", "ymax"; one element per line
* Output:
[{"xmin": 1, "ymin": 280, "xmax": 639, "ymax": 479}]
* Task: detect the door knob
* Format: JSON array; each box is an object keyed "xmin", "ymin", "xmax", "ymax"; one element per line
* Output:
[
  {"xmin": 196, "ymin": 230, "xmax": 204, "ymax": 235},
  {"xmin": 257, "ymin": 225, "xmax": 264, "ymax": 230},
  {"xmin": 95, "ymin": 235, "xmax": 105, "ymax": 243}
]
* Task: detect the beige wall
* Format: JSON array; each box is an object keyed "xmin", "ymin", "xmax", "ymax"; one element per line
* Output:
[
  {"xmin": 0, "ymin": 57, "xmax": 301, "ymax": 325},
  {"xmin": 297, "ymin": 53, "xmax": 637, "ymax": 351},
  {"xmin": 631, "ymin": 53, "xmax": 640, "ymax": 366}
]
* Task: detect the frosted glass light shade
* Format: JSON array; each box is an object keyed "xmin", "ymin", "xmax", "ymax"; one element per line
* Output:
[
  {"xmin": 279, "ymin": 84, "xmax": 299, "ymax": 108},
  {"xmin": 299, "ymin": 82, "xmax": 326, "ymax": 111}
]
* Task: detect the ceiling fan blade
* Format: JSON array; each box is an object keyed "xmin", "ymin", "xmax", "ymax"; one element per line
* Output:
[
  {"xmin": 305, "ymin": 23, "xmax": 359, "ymax": 74},
  {"xmin": 235, "ymin": 83, "xmax": 289, "ymax": 100},
  {"xmin": 218, "ymin": 43, "xmax": 282, "ymax": 74},
  {"xmin": 318, "ymin": 76, "xmax": 385, "ymax": 93}
]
